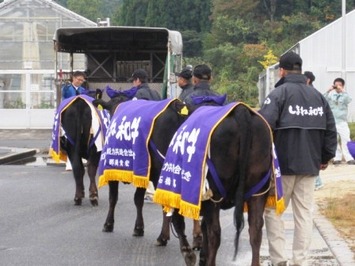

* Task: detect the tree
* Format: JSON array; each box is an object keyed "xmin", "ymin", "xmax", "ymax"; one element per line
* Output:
[
  {"xmin": 259, "ymin": 49, "xmax": 278, "ymax": 69},
  {"xmin": 262, "ymin": 0, "xmax": 277, "ymax": 21},
  {"xmin": 113, "ymin": 0, "xmax": 148, "ymax": 26},
  {"xmin": 113, "ymin": 0, "xmax": 212, "ymax": 56},
  {"xmin": 201, "ymin": 0, "xmax": 355, "ymax": 105},
  {"xmin": 57, "ymin": 0, "xmax": 122, "ymax": 20},
  {"xmin": 181, "ymin": 30, "xmax": 204, "ymax": 57},
  {"xmin": 55, "ymin": 0, "xmax": 68, "ymax": 6},
  {"xmin": 67, "ymin": 0, "xmax": 103, "ymax": 22},
  {"xmin": 51, "ymin": 0, "xmax": 355, "ymax": 105}
]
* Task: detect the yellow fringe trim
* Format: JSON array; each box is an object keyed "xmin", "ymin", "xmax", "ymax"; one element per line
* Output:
[
  {"xmin": 243, "ymin": 196, "xmax": 285, "ymax": 215},
  {"xmin": 98, "ymin": 169, "xmax": 133, "ymax": 188},
  {"xmin": 49, "ymin": 148, "xmax": 60, "ymax": 163},
  {"xmin": 60, "ymin": 154, "xmax": 67, "ymax": 162},
  {"xmin": 49, "ymin": 148, "xmax": 67, "ymax": 163},
  {"xmin": 265, "ymin": 195, "xmax": 276, "ymax": 209},
  {"xmin": 153, "ymin": 189, "xmax": 181, "ymax": 210},
  {"xmin": 163, "ymin": 206, "xmax": 172, "ymax": 213},
  {"xmin": 133, "ymin": 175, "xmax": 149, "ymax": 189},
  {"xmin": 270, "ymin": 198, "xmax": 286, "ymax": 215},
  {"xmin": 98, "ymin": 174, "xmax": 106, "ymax": 188},
  {"xmin": 243, "ymin": 202, "xmax": 248, "ymax": 212},
  {"xmin": 179, "ymin": 200, "xmax": 201, "ymax": 220}
]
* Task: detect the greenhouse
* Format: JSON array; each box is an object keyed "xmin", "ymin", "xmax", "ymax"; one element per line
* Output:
[{"xmin": 0, "ymin": 0, "xmax": 95, "ymax": 128}]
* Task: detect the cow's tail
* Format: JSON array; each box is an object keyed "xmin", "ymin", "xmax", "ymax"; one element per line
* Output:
[
  {"xmin": 233, "ymin": 105, "xmax": 252, "ymax": 260},
  {"xmin": 80, "ymin": 101, "xmax": 92, "ymax": 159}
]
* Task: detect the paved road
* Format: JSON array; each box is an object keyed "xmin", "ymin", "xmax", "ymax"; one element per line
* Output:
[
  {"xmin": 0, "ymin": 165, "xmax": 344, "ymax": 266},
  {"xmin": 0, "ymin": 129, "xmax": 353, "ymax": 265},
  {"xmin": 0, "ymin": 164, "xmax": 258, "ymax": 266}
]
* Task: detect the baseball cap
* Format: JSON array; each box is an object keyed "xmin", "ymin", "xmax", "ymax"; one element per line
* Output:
[
  {"xmin": 193, "ymin": 64, "xmax": 211, "ymax": 80},
  {"xmin": 130, "ymin": 69, "xmax": 148, "ymax": 81},
  {"xmin": 279, "ymin": 52, "xmax": 302, "ymax": 71},
  {"xmin": 177, "ymin": 67, "xmax": 193, "ymax": 80}
]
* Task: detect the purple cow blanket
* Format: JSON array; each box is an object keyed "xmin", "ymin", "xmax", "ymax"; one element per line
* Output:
[
  {"xmin": 153, "ymin": 102, "xmax": 284, "ymax": 220},
  {"xmin": 98, "ymin": 98, "xmax": 176, "ymax": 189},
  {"xmin": 49, "ymin": 94, "xmax": 110, "ymax": 163}
]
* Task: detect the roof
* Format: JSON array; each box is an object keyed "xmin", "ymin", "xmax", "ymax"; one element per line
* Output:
[
  {"xmin": 0, "ymin": 0, "xmax": 96, "ymax": 70},
  {"xmin": 53, "ymin": 26, "xmax": 183, "ymax": 54},
  {"xmin": 0, "ymin": 0, "xmax": 96, "ymax": 26}
]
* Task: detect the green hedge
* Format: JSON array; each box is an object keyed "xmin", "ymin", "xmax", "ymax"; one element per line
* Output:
[{"xmin": 350, "ymin": 122, "xmax": 355, "ymax": 141}]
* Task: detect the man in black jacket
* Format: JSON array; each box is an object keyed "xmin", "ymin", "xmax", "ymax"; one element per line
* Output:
[
  {"xmin": 129, "ymin": 68, "xmax": 161, "ymax": 201},
  {"xmin": 259, "ymin": 52, "xmax": 337, "ymax": 266},
  {"xmin": 130, "ymin": 69, "xmax": 161, "ymax": 101},
  {"xmin": 183, "ymin": 64, "xmax": 225, "ymax": 108},
  {"xmin": 177, "ymin": 66, "xmax": 194, "ymax": 102}
]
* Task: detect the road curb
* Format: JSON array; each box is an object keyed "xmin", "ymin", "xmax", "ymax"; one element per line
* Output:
[
  {"xmin": 313, "ymin": 205, "xmax": 355, "ymax": 266},
  {"xmin": 0, "ymin": 147, "xmax": 37, "ymax": 165}
]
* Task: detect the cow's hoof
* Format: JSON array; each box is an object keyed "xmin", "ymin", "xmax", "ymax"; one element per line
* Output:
[
  {"xmin": 90, "ymin": 197, "xmax": 98, "ymax": 206},
  {"xmin": 74, "ymin": 197, "xmax": 82, "ymax": 205},
  {"xmin": 183, "ymin": 250, "xmax": 196, "ymax": 266},
  {"xmin": 192, "ymin": 235, "xmax": 202, "ymax": 251},
  {"xmin": 132, "ymin": 227, "xmax": 144, "ymax": 237},
  {"xmin": 156, "ymin": 237, "xmax": 168, "ymax": 246},
  {"xmin": 199, "ymin": 258, "xmax": 206, "ymax": 266},
  {"xmin": 102, "ymin": 223, "xmax": 114, "ymax": 232}
]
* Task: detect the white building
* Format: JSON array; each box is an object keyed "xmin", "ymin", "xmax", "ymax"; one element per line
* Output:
[
  {"xmin": 259, "ymin": 9, "xmax": 355, "ymax": 122},
  {"xmin": 0, "ymin": 0, "xmax": 96, "ymax": 129}
]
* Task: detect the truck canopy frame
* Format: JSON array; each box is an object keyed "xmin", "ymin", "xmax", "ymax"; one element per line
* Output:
[
  {"xmin": 53, "ymin": 26, "xmax": 183, "ymax": 104},
  {"xmin": 53, "ymin": 26, "xmax": 182, "ymax": 82}
]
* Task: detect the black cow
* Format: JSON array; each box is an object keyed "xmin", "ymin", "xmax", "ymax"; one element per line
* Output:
[
  {"xmin": 58, "ymin": 90, "xmax": 129, "ymax": 206},
  {"xmin": 156, "ymin": 104, "xmax": 274, "ymax": 266},
  {"xmin": 92, "ymin": 98, "xmax": 188, "ymax": 234},
  {"xmin": 60, "ymin": 97, "xmax": 101, "ymax": 206},
  {"xmin": 93, "ymin": 95, "xmax": 228, "ymax": 262}
]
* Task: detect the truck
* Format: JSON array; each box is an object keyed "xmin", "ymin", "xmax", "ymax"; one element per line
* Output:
[{"xmin": 53, "ymin": 26, "xmax": 183, "ymax": 106}]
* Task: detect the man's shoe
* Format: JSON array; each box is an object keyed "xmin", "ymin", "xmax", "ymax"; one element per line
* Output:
[
  {"xmin": 347, "ymin": 160, "xmax": 355, "ymax": 165},
  {"xmin": 333, "ymin": 160, "xmax": 342, "ymax": 165}
]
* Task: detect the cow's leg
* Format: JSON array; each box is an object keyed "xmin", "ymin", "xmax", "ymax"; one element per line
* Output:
[
  {"xmin": 199, "ymin": 201, "xmax": 221, "ymax": 266},
  {"xmin": 133, "ymin": 187, "xmax": 145, "ymax": 236},
  {"xmin": 103, "ymin": 181, "xmax": 119, "ymax": 232},
  {"xmin": 192, "ymin": 218, "xmax": 203, "ymax": 250},
  {"xmin": 87, "ymin": 153, "xmax": 100, "ymax": 206},
  {"xmin": 70, "ymin": 153, "xmax": 85, "ymax": 205},
  {"xmin": 171, "ymin": 210, "xmax": 196, "ymax": 266},
  {"xmin": 247, "ymin": 195, "xmax": 267, "ymax": 266},
  {"xmin": 156, "ymin": 210, "xmax": 171, "ymax": 246},
  {"xmin": 200, "ymin": 213, "xmax": 208, "ymax": 266}
]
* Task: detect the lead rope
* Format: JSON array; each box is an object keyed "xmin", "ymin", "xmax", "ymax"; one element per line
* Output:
[{"xmin": 251, "ymin": 180, "xmax": 272, "ymax": 197}]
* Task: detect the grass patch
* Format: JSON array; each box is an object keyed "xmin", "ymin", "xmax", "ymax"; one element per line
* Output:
[
  {"xmin": 319, "ymin": 193, "xmax": 355, "ymax": 256},
  {"xmin": 350, "ymin": 122, "xmax": 355, "ymax": 140}
]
